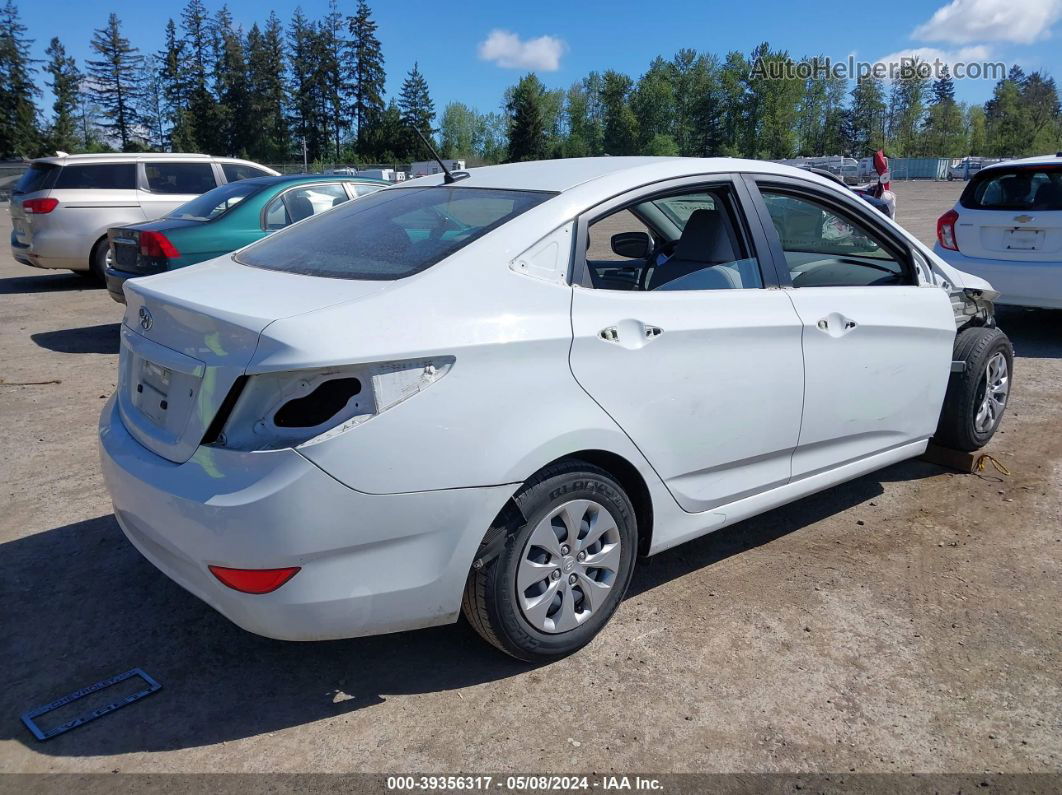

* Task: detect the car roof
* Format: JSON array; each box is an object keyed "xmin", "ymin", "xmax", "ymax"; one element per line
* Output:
[
  {"xmin": 231, "ymin": 174, "xmax": 390, "ymax": 188},
  {"xmin": 404, "ymin": 156, "xmax": 830, "ymax": 194},
  {"xmin": 28, "ymin": 153, "xmax": 275, "ymax": 167},
  {"xmin": 980, "ymin": 153, "xmax": 1062, "ymax": 173}
]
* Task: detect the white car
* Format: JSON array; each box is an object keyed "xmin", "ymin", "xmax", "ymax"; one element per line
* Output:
[
  {"xmin": 935, "ymin": 154, "xmax": 1062, "ymax": 309},
  {"xmin": 100, "ymin": 157, "xmax": 1013, "ymax": 660},
  {"xmin": 10, "ymin": 153, "xmax": 278, "ymax": 281}
]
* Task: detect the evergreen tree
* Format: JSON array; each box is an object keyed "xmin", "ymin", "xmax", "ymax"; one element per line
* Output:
[
  {"xmin": 717, "ymin": 51, "xmax": 748, "ymax": 155},
  {"xmin": 849, "ymin": 74, "xmax": 886, "ymax": 155},
  {"xmin": 887, "ymin": 57, "xmax": 928, "ymax": 155},
  {"xmin": 0, "ymin": 0, "xmax": 40, "ymax": 158},
  {"xmin": 922, "ymin": 67, "xmax": 964, "ymax": 156},
  {"xmin": 87, "ymin": 13, "xmax": 143, "ymax": 151},
  {"xmin": 139, "ymin": 55, "xmax": 167, "ymax": 150},
  {"xmin": 439, "ymin": 101, "xmax": 480, "ymax": 159},
  {"xmin": 673, "ymin": 51, "xmax": 721, "ymax": 156},
  {"xmin": 985, "ymin": 74, "xmax": 1028, "ymax": 156},
  {"xmin": 214, "ymin": 6, "xmax": 250, "ymax": 156},
  {"xmin": 245, "ymin": 15, "xmax": 290, "ymax": 161},
  {"xmin": 347, "ymin": 0, "xmax": 386, "ymax": 156},
  {"xmin": 398, "ymin": 62, "xmax": 435, "ymax": 157},
  {"xmin": 744, "ymin": 44, "xmax": 801, "ymax": 159},
  {"xmin": 966, "ymin": 105, "xmax": 987, "ymax": 154},
  {"xmin": 159, "ymin": 19, "xmax": 194, "ymax": 150},
  {"xmin": 601, "ymin": 70, "xmax": 637, "ymax": 155},
  {"xmin": 1021, "ymin": 72, "xmax": 1061, "ymax": 153},
  {"xmin": 321, "ymin": 0, "xmax": 348, "ymax": 160},
  {"xmin": 287, "ymin": 8, "xmax": 329, "ymax": 162},
  {"xmin": 506, "ymin": 73, "xmax": 547, "ymax": 162},
  {"xmin": 631, "ymin": 57, "xmax": 675, "ymax": 152},
  {"xmin": 44, "ymin": 37, "xmax": 81, "ymax": 153},
  {"xmin": 181, "ymin": 0, "xmax": 220, "ymax": 152}
]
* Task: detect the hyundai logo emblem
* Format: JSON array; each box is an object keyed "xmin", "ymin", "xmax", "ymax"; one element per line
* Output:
[{"xmin": 138, "ymin": 307, "xmax": 153, "ymax": 331}]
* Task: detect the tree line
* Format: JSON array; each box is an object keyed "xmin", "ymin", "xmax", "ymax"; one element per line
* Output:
[{"xmin": 1, "ymin": 0, "xmax": 1060, "ymax": 165}]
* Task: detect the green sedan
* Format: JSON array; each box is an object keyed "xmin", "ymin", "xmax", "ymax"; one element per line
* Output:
[{"xmin": 105, "ymin": 174, "xmax": 388, "ymax": 303}]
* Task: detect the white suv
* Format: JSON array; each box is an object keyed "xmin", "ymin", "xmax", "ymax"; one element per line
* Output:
[
  {"xmin": 10, "ymin": 153, "xmax": 278, "ymax": 281},
  {"xmin": 935, "ymin": 154, "xmax": 1062, "ymax": 308}
]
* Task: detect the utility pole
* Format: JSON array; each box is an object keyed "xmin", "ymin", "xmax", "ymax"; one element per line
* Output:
[{"xmin": 302, "ymin": 137, "xmax": 308, "ymax": 172}]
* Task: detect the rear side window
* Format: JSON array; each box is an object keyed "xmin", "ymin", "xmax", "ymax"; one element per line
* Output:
[
  {"xmin": 168, "ymin": 181, "xmax": 265, "ymax": 221},
  {"xmin": 54, "ymin": 163, "xmax": 136, "ymax": 190},
  {"xmin": 222, "ymin": 162, "xmax": 271, "ymax": 182},
  {"xmin": 961, "ymin": 166, "xmax": 1062, "ymax": 211},
  {"xmin": 237, "ymin": 186, "xmax": 554, "ymax": 280},
  {"xmin": 14, "ymin": 163, "xmax": 59, "ymax": 194},
  {"xmin": 145, "ymin": 162, "xmax": 217, "ymax": 194}
]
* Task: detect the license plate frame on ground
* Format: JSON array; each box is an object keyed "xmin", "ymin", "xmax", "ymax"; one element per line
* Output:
[{"xmin": 20, "ymin": 668, "xmax": 162, "ymax": 741}]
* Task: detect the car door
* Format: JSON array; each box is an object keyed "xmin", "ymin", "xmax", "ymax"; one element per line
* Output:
[
  {"xmin": 261, "ymin": 183, "xmax": 352, "ymax": 232},
  {"xmin": 568, "ymin": 176, "xmax": 806, "ymax": 513},
  {"xmin": 747, "ymin": 176, "xmax": 955, "ymax": 480},
  {"xmin": 138, "ymin": 160, "xmax": 220, "ymax": 220}
]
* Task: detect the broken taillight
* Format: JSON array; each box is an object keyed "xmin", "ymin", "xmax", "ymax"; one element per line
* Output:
[{"xmin": 208, "ymin": 565, "xmax": 300, "ymax": 594}]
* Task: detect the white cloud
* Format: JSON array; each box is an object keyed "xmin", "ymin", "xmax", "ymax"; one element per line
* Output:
[
  {"xmin": 877, "ymin": 45, "xmax": 994, "ymax": 69},
  {"xmin": 913, "ymin": 0, "xmax": 1062, "ymax": 44},
  {"xmin": 477, "ymin": 30, "xmax": 566, "ymax": 71}
]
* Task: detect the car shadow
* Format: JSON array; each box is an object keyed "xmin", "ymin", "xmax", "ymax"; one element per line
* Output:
[
  {"xmin": 31, "ymin": 323, "xmax": 120, "ymax": 355},
  {"xmin": 2, "ymin": 459, "xmax": 938, "ymax": 758},
  {"xmin": 995, "ymin": 307, "xmax": 1062, "ymax": 360},
  {"xmin": 0, "ymin": 272, "xmax": 99, "ymax": 295}
]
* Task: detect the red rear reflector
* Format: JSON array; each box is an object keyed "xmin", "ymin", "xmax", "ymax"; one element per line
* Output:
[
  {"xmin": 937, "ymin": 208, "xmax": 960, "ymax": 251},
  {"xmin": 139, "ymin": 230, "xmax": 180, "ymax": 259},
  {"xmin": 208, "ymin": 565, "xmax": 300, "ymax": 594},
  {"xmin": 23, "ymin": 198, "xmax": 58, "ymax": 214}
]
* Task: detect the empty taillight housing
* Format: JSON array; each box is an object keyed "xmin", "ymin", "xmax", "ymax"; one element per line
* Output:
[
  {"xmin": 937, "ymin": 209, "xmax": 960, "ymax": 251},
  {"xmin": 22, "ymin": 198, "xmax": 58, "ymax": 214},
  {"xmin": 139, "ymin": 230, "xmax": 180, "ymax": 260}
]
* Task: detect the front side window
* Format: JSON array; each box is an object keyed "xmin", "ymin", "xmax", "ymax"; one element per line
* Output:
[
  {"xmin": 583, "ymin": 185, "xmax": 763, "ymax": 292},
  {"xmin": 167, "ymin": 181, "xmax": 265, "ymax": 222},
  {"xmin": 961, "ymin": 166, "xmax": 1062, "ymax": 211},
  {"xmin": 760, "ymin": 189, "xmax": 908, "ymax": 287},
  {"xmin": 54, "ymin": 163, "xmax": 136, "ymax": 190},
  {"xmin": 262, "ymin": 183, "xmax": 351, "ymax": 230},
  {"xmin": 239, "ymin": 186, "xmax": 553, "ymax": 279},
  {"xmin": 145, "ymin": 162, "xmax": 217, "ymax": 194}
]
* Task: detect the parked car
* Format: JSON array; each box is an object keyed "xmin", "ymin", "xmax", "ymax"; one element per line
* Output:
[
  {"xmin": 100, "ymin": 157, "xmax": 1012, "ymax": 661},
  {"xmin": 948, "ymin": 157, "xmax": 985, "ymax": 181},
  {"xmin": 934, "ymin": 153, "xmax": 1062, "ymax": 309},
  {"xmin": 9, "ymin": 153, "xmax": 278, "ymax": 282},
  {"xmin": 104, "ymin": 174, "xmax": 388, "ymax": 303}
]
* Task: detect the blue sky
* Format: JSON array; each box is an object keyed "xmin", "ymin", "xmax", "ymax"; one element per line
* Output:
[{"xmin": 18, "ymin": 0, "xmax": 1062, "ymax": 117}]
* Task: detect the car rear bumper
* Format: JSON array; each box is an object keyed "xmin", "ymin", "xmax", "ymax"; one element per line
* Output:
[
  {"xmin": 933, "ymin": 245, "xmax": 1062, "ymax": 309},
  {"xmin": 10, "ymin": 232, "xmax": 86, "ymax": 271},
  {"xmin": 98, "ymin": 395, "xmax": 512, "ymax": 641},
  {"xmin": 105, "ymin": 266, "xmax": 132, "ymax": 303}
]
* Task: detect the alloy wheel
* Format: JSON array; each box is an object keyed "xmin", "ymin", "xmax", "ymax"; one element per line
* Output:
[{"xmin": 974, "ymin": 351, "xmax": 1009, "ymax": 434}]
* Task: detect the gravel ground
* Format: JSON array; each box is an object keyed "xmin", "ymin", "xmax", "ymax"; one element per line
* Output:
[{"xmin": 1, "ymin": 180, "xmax": 1060, "ymax": 775}]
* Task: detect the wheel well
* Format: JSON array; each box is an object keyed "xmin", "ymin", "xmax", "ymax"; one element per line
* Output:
[
  {"xmin": 554, "ymin": 450, "xmax": 654, "ymax": 556},
  {"xmin": 90, "ymin": 234, "xmax": 108, "ymax": 266}
]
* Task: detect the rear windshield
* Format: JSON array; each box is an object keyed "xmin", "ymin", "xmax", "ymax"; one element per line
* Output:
[
  {"xmin": 236, "ymin": 186, "xmax": 554, "ymax": 280},
  {"xmin": 14, "ymin": 163, "xmax": 59, "ymax": 195},
  {"xmin": 961, "ymin": 166, "xmax": 1062, "ymax": 211},
  {"xmin": 168, "ymin": 180, "xmax": 266, "ymax": 221},
  {"xmin": 54, "ymin": 163, "xmax": 137, "ymax": 190}
]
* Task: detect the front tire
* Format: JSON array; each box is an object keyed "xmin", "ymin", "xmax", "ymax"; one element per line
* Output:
[
  {"xmin": 462, "ymin": 461, "xmax": 637, "ymax": 662},
  {"xmin": 934, "ymin": 326, "xmax": 1013, "ymax": 451}
]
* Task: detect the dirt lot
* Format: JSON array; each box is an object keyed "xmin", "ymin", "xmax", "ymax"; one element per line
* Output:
[{"xmin": 1, "ymin": 180, "xmax": 1060, "ymax": 775}]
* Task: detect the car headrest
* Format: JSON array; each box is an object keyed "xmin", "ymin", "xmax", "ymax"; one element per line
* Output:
[
  {"xmin": 672, "ymin": 208, "xmax": 737, "ymax": 264},
  {"xmin": 288, "ymin": 195, "xmax": 315, "ymax": 223}
]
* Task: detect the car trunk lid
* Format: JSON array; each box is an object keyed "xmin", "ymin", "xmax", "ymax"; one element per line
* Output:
[
  {"xmin": 954, "ymin": 208, "xmax": 1062, "ymax": 261},
  {"xmin": 109, "ymin": 218, "xmax": 200, "ymax": 274},
  {"xmin": 118, "ymin": 256, "xmax": 394, "ymax": 463}
]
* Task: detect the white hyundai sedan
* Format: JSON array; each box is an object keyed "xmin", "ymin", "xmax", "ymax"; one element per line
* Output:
[
  {"xmin": 100, "ymin": 157, "xmax": 1013, "ymax": 660},
  {"xmin": 934, "ymin": 154, "xmax": 1062, "ymax": 309}
]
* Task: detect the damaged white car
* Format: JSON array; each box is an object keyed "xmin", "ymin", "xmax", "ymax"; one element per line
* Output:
[{"xmin": 99, "ymin": 157, "xmax": 1012, "ymax": 660}]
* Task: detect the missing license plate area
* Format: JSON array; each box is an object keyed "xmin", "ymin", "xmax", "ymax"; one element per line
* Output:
[
  {"xmin": 1006, "ymin": 228, "xmax": 1041, "ymax": 250},
  {"xmin": 21, "ymin": 668, "xmax": 162, "ymax": 741}
]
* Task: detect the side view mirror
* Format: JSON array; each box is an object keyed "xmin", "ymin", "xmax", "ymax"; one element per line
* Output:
[{"xmin": 610, "ymin": 231, "xmax": 652, "ymax": 260}]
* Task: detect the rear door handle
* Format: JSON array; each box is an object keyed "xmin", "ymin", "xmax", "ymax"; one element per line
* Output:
[
  {"xmin": 816, "ymin": 314, "xmax": 857, "ymax": 337},
  {"xmin": 598, "ymin": 320, "xmax": 664, "ymax": 348}
]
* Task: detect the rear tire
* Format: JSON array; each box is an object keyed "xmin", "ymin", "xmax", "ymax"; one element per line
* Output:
[
  {"xmin": 462, "ymin": 460, "xmax": 637, "ymax": 662},
  {"xmin": 934, "ymin": 326, "xmax": 1013, "ymax": 451},
  {"xmin": 88, "ymin": 237, "xmax": 110, "ymax": 284}
]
